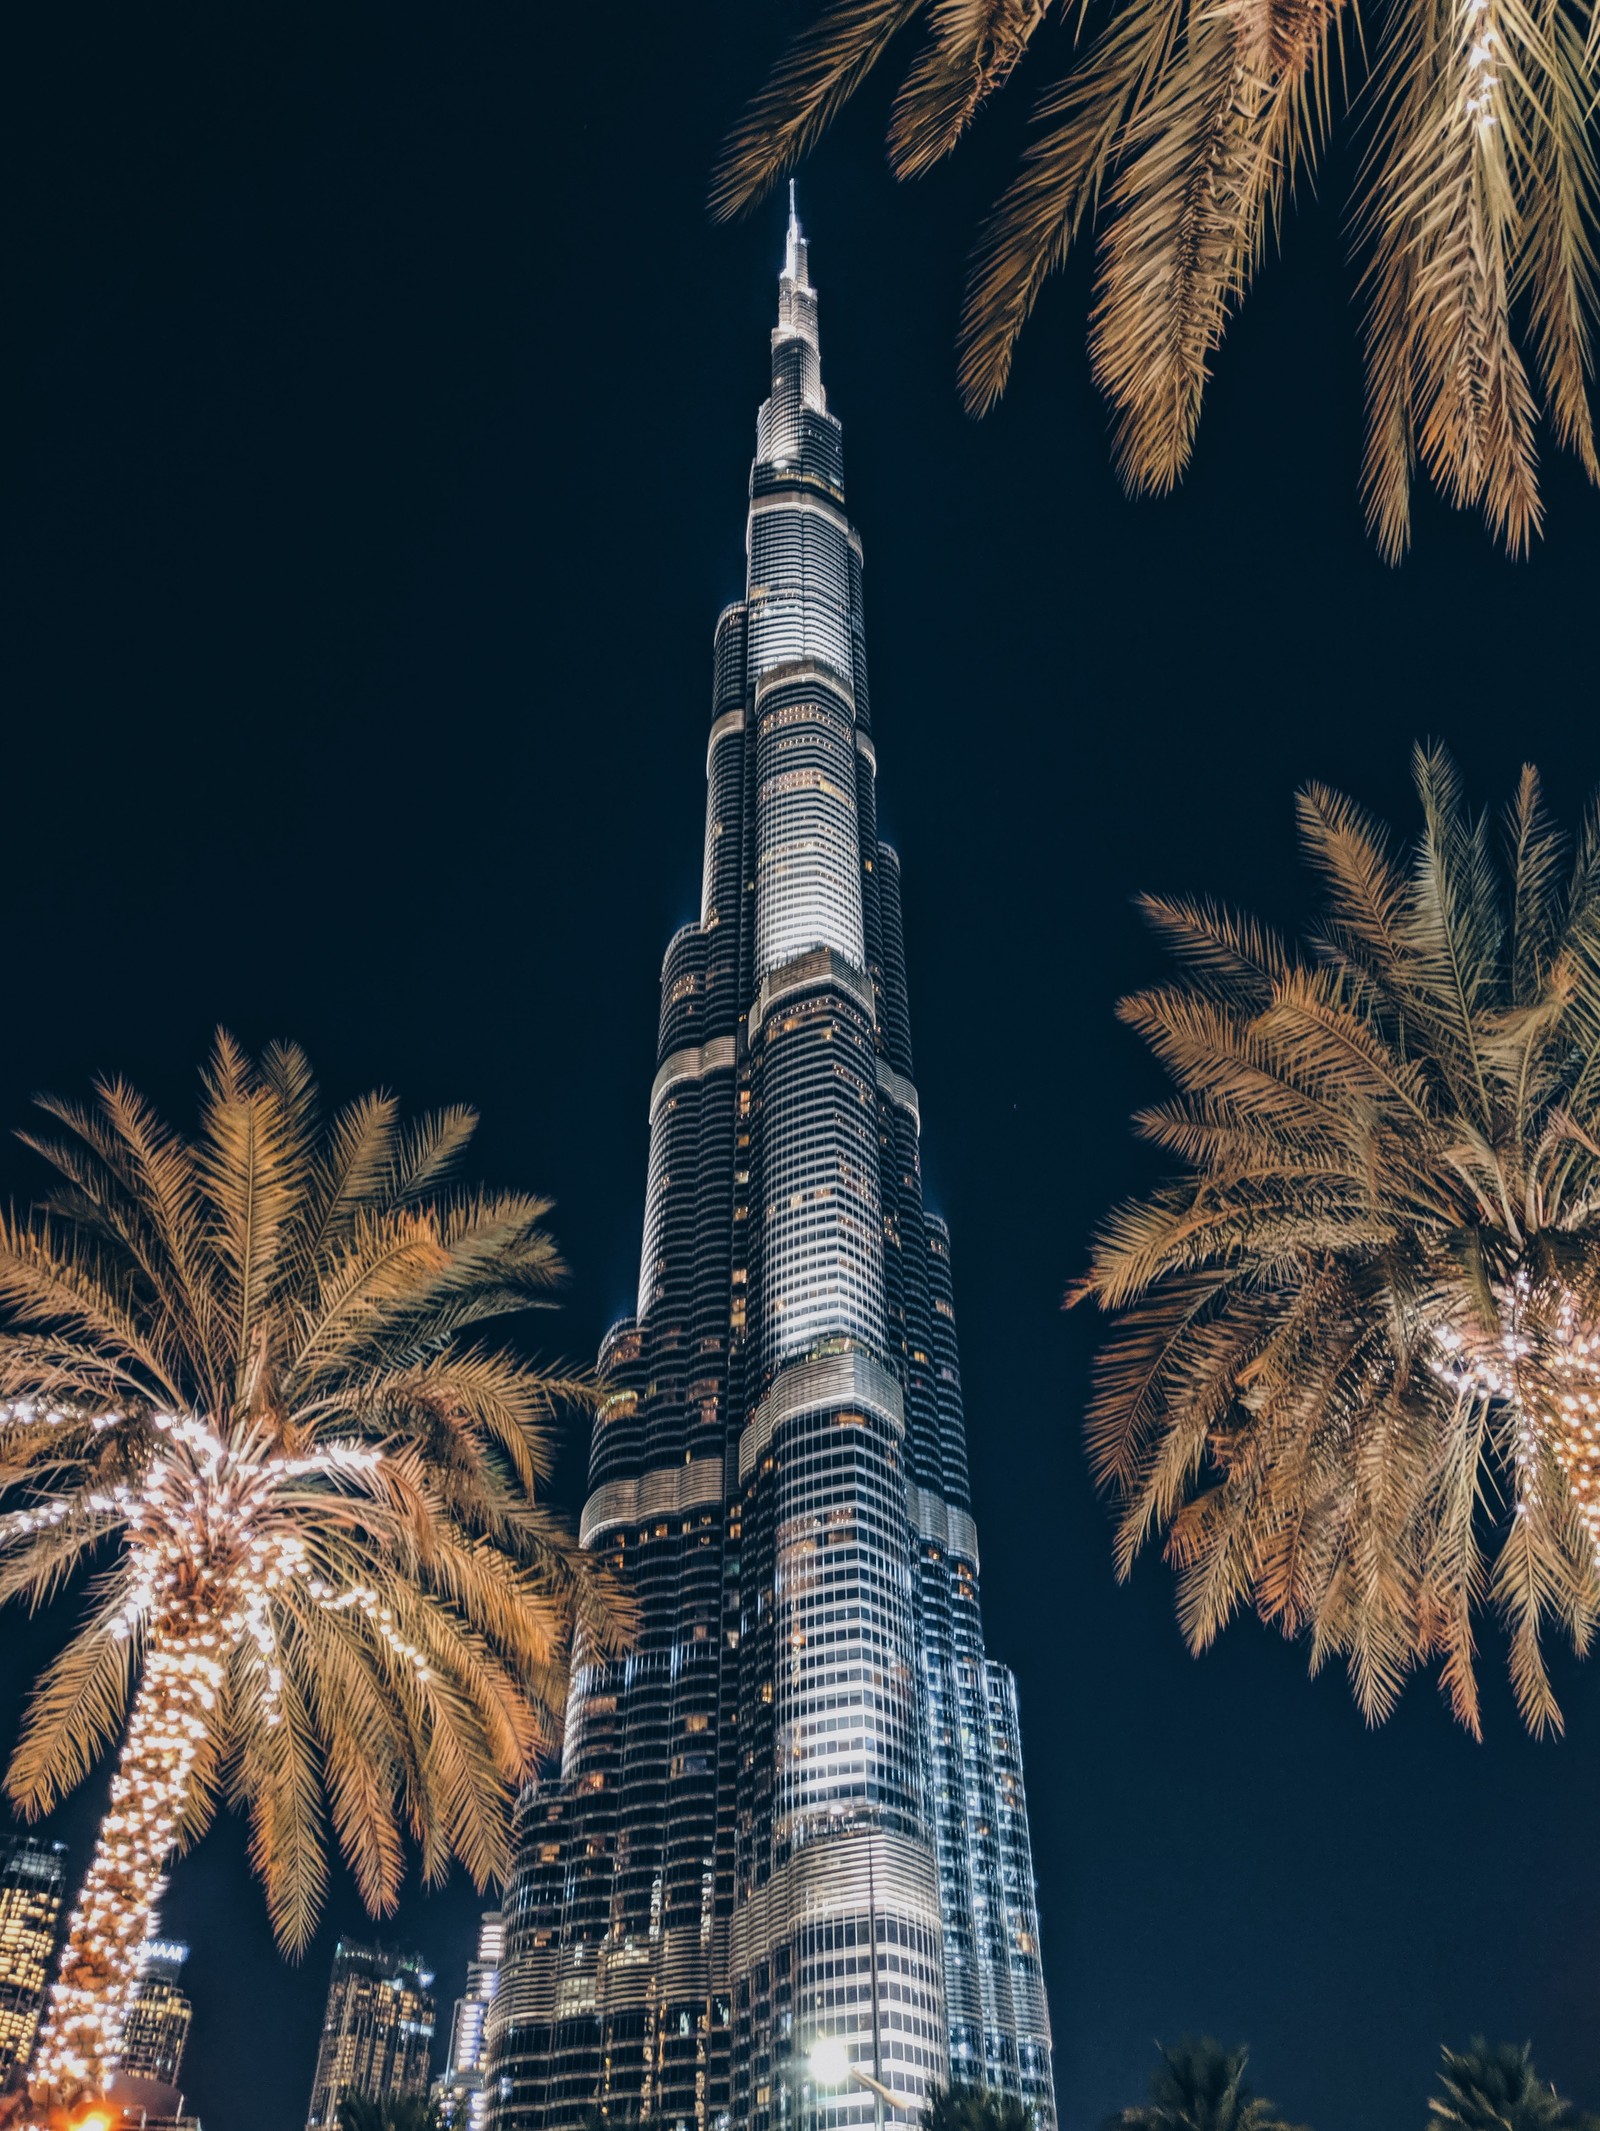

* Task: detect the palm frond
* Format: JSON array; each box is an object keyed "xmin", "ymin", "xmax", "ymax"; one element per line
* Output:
[
  {"xmin": 0, "ymin": 1212, "xmax": 181, "ymax": 1403},
  {"xmin": 710, "ymin": 0, "xmax": 928, "ymax": 220},
  {"xmin": 241, "ymin": 1646, "xmax": 329, "ymax": 1954},
  {"xmin": 717, "ymin": 0, "xmax": 1594, "ymax": 552},
  {"xmin": 1137, "ymin": 893, "xmax": 1291, "ymax": 1005},
  {"xmin": 960, "ymin": 0, "xmax": 1188, "ymax": 412},
  {"xmin": 1358, "ymin": 0, "xmax": 1545, "ymax": 556},
  {"xmin": 1081, "ymin": 751, "xmax": 1600, "ymax": 1731},
  {"xmin": 888, "ymin": 0, "xmax": 1048, "ymax": 178},
  {"xmin": 1515, "ymin": 0, "xmax": 1600, "ymax": 481},
  {"xmin": 1506, "ymin": 763, "xmax": 1568, "ymax": 1003},
  {"xmin": 280, "ymin": 1090, "xmax": 401, "ymax": 1300},
  {"xmin": 6, "ymin": 1588, "xmax": 137, "ymax": 1818},
  {"xmin": 390, "ymin": 1106, "xmax": 479, "ymax": 1205},
  {"xmin": 200, "ymin": 1043, "xmax": 300, "ymax": 1370},
  {"xmin": 1088, "ymin": 0, "xmax": 1345, "ymax": 492}
]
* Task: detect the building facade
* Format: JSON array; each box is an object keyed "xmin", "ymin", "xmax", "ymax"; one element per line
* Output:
[
  {"xmin": 119, "ymin": 1940, "xmax": 193, "ymax": 2088},
  {"xmin": 485, "ymin": 200, "xmax": 1054, "ymax": 2131},
  {"xmin": 305, "ymin": 1943, "xmax": 436, "ymax": 2131},
  {"xmin": 0, "ymin": 1837, "xmax": 66, "ymax": 2083},
  {"xmin": 436, "ymin": 1912, "xmax": 505, "ymax": 2131}
]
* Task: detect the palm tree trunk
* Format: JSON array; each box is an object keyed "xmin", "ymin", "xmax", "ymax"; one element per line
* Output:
[{"xmin": 29, "ymin": 1619, "xmax": 224, "ymax": 2104}]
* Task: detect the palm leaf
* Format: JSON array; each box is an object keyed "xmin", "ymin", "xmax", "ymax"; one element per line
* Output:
[
  {"xmin": 959, "ymin": 0, "xmax": 1189, "ymax": 413},
  {"xmin": 1080, "ymin": 750, "xmax": 1600, "ymax": 1732},
  {"xmin": 6, "ymin": 1587, "xmax": 138, "ymax": 1818},
  {"xmin": 710, "ymin": 0, "xmax": 928, "ymax": 219}
]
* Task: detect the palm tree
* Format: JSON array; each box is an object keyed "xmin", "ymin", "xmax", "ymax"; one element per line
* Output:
[
  {"xmin": 1075, "ymin": 746, "xmax": 1600, "ymax": 1736},
  {"xmin": 1428, "ymin": 2040, "xmax": 1592, "ymax": 2131},
  {"xmin": 1109, "ymin": 2039, "xmax": 1301, "ymax": 2131},
  {"xmin": 922, "ymin": 2082, "xmax": 1035, "ymax": 2131},
  {"xmin": 339, "ymin": 2098, "xmax": 445, "ymax": 2131},
  {"xmin": 711, "ymin": 0, "xmax": 1598, "ymax": 559},
  {"xmin": 0, "ymin": 1039, "xmax": 628, "ymax": 2105}
]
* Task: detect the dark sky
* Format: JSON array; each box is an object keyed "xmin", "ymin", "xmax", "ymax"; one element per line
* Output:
[{"xmin": 7, "ymin": 5, "xmax": 1600, "ymax": 2131}]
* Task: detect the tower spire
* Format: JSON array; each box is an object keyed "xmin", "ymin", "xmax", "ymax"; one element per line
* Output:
[
  {"xmin": 782, "ymin": 177, "xmax": 809, "ymax": 290},
  {"xmin": 775, "ymin": 182, "xmax": 819, "ymax": 374}
]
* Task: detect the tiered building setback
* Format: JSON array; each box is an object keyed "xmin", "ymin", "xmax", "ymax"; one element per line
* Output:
[
  {"xmin": 436, "ymin": 1912, "xmax": 506, "ymax": 2131},
  {"xmin": 486, "ymin": 200, "xmax": 1055, "ymax": 2131}
]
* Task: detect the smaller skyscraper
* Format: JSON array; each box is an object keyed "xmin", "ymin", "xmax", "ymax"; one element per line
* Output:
[
  {"xmin": 434, "ymin": 1912, "xmax": 504, "ymax": 2131},
  {"xmin": 306, "ymin": 1942, "xmax": 436, "ymax": 2131},
  {"xmin": 0, "ymin": 1836, "xmax": 66, "ymax": 2081},
  {"xmin": 118, "ymin": 1940, "xmax": 193, "ymax": 2088}
]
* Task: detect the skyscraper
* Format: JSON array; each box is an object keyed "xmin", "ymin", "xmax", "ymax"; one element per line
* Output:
[
  {"xmin": 486, "ymin": 199, "xmax": 1054, "ymax": 2131},
  {"xmin": 0, "ymin": 1836, "xmax": 66, "ymax": 2082},
  {"xmin": 435, "ymin": 1912, "xmax": 505, "ymax": 2131},
  {"xmin": 306, "ymin": 1943, "xmax": 436, "ymax": 2131},
  {"xmin": 118, "ymin": 1940, "xmax": 193, "ymax": 2088}
]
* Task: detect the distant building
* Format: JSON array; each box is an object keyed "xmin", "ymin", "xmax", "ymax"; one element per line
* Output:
[
  {"xmin": 434, "ymin": 1912, "xmax": 504, "ymax": 2131},
  {"xmin": 0, "ymin": 1836, "xmax": 66, "ymax": 2081},
  {"xmin": 119, "ymin": 1941, "xmax": 193, "ymax": 2087},
  {"xmin": 306, "ymin": 1941, "xmax": 436, "ymax": 2131}
]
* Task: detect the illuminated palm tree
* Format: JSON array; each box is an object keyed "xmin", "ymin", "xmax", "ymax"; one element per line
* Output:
[
  {"xmin": 1076, "ymin": 746, "xmax": 1600, "ymax": 1736},
  {"xmin": 712, "ymin": 0, "xmax": 1599, "ymax": 558},
  {"xmin": 0, "ymin": 1039, "xmax": 628, "ymax": 2105},
  {"xmin": 1109, "ymin": 2039, "xmax": 1301, "ymax": 2131}
]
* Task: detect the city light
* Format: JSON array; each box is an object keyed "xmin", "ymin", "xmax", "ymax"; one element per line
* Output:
[{"xmin": 809, "ymin": 2036, "xmax": 852, "ymax": 2088}]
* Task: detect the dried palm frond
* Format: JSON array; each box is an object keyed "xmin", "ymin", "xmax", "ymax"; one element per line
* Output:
[
  {"xmin": 889, "ymin": 0, "xmax": 1051, "ymax": 177},
  {"xmin": 710, "ymin": 0, "xmax": 929, "ymax": 221},
  {"xmin": 1089, "ymin": 0, "xmax": 1345, "ymax": 489},
  {"xmin": 1357, "ymin": 0, "xmax": 1549, "ymax": 556},
  {"xmin": 715, "ymin": 0, "xmax": 1600, "ymax": 556},
  {"xmin": 1076, "ymin": 748, "xmax": 1600, "ymax": 1734}
]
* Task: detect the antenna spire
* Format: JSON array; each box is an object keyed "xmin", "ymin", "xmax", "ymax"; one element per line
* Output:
[{"xmin": 783, "ymin": 180, "xmax": 808, "ymax": 288}]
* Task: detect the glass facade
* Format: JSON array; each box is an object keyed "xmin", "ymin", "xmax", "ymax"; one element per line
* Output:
[
  {"xmin": 305, "ymin": 1943, "xmax": 436, "ymax": 2131},
  {"xmin": 486, "ymin": 200, "xmax": 1055, "ymax": 2131},
  {"xmin": 0, "ymin": 1837, "xmax": 65, "ymax": 2081},
  {"xmin": 436, "ymin": 1913, "xmax": 507, "ymax": 2131},
  {"xmin": 118, "ymin": 1939, "xmax": 193, "ymax": 2087}
]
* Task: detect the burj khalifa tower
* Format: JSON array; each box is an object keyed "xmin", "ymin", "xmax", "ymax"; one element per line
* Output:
[{"xmin": 485, "ymin": 199, "xmax": 1056, "ymax": 2131}]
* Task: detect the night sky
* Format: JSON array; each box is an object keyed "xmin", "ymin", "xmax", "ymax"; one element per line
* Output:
[{"xmin": 8, "ymin": 5, "xmax": 1600, "ymax": 2131}]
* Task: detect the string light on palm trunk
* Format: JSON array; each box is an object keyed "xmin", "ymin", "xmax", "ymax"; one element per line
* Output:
[
  {"xmin": 0, "ymin": 1401, "xmax": 422, "ymax": 2106},
  {"xmin": 30, "ymin": 1631, "xmax": 220, "ymax": 2098},
  {"xmin": 1429, "ymin": 1282, "xmax": 1600, "ymax": 1545}
]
